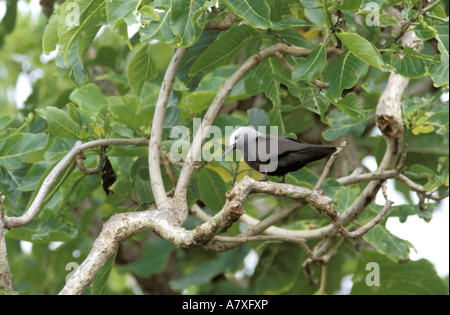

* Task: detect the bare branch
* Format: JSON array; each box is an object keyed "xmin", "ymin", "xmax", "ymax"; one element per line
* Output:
[
  {"xmin": 76, "ymin": 148, "xmax": 105, "ymax": 175},
  {"xmin": 205, "ymin": 13, "xmax": 236, "ymax": 30},
  {"xmin": 339, "ymin": 182, "xmax": 394, "ymax": 238},
  {"xmin": 312, "ymin": 79, "xmax": 330, "ymax": 89},
  {"xmin": 314, "ymin": 141, "xmax": 346, "ymax": 191},
  {"xmin": 148, "ymin": 48, "xmax": 188, "ymax": 214}
]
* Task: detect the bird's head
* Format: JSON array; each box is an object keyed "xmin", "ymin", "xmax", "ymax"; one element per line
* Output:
[{"xmin": 220, "ymin": 126, "xmax": 260, "ymax": 160}]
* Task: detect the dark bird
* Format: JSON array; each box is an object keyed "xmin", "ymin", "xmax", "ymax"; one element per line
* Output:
[{"xmin": 221, "ymin": 126, "xmax": 341, "ymax": 182}]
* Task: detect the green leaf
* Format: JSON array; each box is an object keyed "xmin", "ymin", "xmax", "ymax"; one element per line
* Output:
[
  {"xmin": 177, "ymin": 30, "xmax": 221, "ymax": 89},
  {"xmin": 190, "ymin": 24, "xmax": 259, "ymax": 75},
  {"xmin": 335, "ymin": 92, "xmax": 365, "ymax": 118},
  {"xmin": 36, "ymin": 107, "xmax": 82, "ymax": 140},
  {"xmin": 247, "ymin": 108, "xmax": 270, "ymax": 129},
  {"xmin": 300, "ymin": 89, "xmax": 330, "ymax": 116},
  {"xmin": 336, "ymin": 33, "xmax": 384, "ymax": 70},
  {"xmin": 198, "ymin": 168, "xmax": 227, "ymax": 212},
  {"xmin": 0, "ymin": 116, "xmax": 12, "ymax": 131},
  {"xmin": 335, "ymin": 187, "xmax": 360, "ymax": 214},
  {"xmin": 326, "ymin": 50, "xmax": 369, "ymax": 100},
  {"xmin": 91, "ymin": 249, "xmax": 118, "ymax": 295},
  {"xmin": 222, "ymin": 0, "xmax": 271, "ymax": 29},
  {"xmin": 322, "ymin": 109, "xmax": 370, "ymax": 141},
  {"xmin": 57, "ymin": 0, "xmax": 107, "ymax": 62},
  {"xmin": 292, "ymin": 44, "xmax": 327, "ymax": 82},
  {"xmin": 351, "ymin": 249, "xmax": 448, "ymax": 295},
  {"xmin": 251, "ymin": 243, "xmax": 302, "ymax": 294},
  {"xmin": 429, "ymin": 22, "xmax": 449, "ymax": 87},
  {"xmin": 270, "ymin": 15, "xmax": 311, "ymax": 30},
  {"xmin": 336, "ymin": 0, "xmax": 363, "ymax": 11},
  {"xmin": 43, "ymin": 9, "xmax": 60, "ymax": 52},
  {"xmin": 244, "ymin": 37, "xmax": 291, "ymax": 108},
  {"xmin": 109, "ymin": 97, "xmax": 139, "ymax": 131},
  {"xmin": 363, "ymin": 225, "xmax": 413, "ymax": 262},
  {"xmin": 55, "ymin": 42, "xmax": 89, "ymax": 87},
  {"xmin": 390, "ymin": 54, "xmax": 430, "ymax": 79},
  {"xmin": 17, "ymin": 162, "xmax": 53, "ymax": 192},
  {"xmin": 140, "ymin": 0, "xmax": 175, "ymax": 44},
  {"xmin": 178, "ymin": 91, "xmax": 216, "ymax": 119},
  {"xmin": 119, "ymin": 238, "xmax": 176, "ymax": 277},
  {"xmin": 5, "ymin": 211, "xmax": 78, "ymax": 243},
  {"xmin": 0, "ymin": 133, "xmax": 48, "ymax": 169},
  {"xmin": 170, "ymin": 0, "xmax": 205, "ymax": 47},
  {"xmin": 69, "ymin": 83, "xmax": 109, "ymax": 113},
  {"xmin": 106, "ymin": 0, "xmax": 140, "ymax": 27},
  {"xmin": 127, "ymin": 44, "xmax": 157, "ymax": 96}
]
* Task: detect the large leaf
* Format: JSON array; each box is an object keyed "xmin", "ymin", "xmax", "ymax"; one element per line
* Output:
[
  {"xmin": 42, "ymin": 7, "xmax": 60, "ymax": 52},
  {"xmin": 336, "ymin": 32, "xmax": 384, "ymax": 70},
  {"xmin": 198, "ymin": 168, "xmax": 227, "ymax": 212},
  {"xmin": 170, "ymin": 245, "xmax": 249, "ymax": 291},
  {"xmin": 177, "ymin": 30, "xmax": 222, "ymax": 89},
  {"xmin": 429, "ymin": 22, "xmax": 449, "ymax": 87},
  {"xmin": 251, "ymin": 243, "xmax": 303, "ymax": 294},
  {"xmin": 170, "ymin": 0, "xmax": 205, "ymax": 47},
  {"xmin": 119, "ymin": 238, "xmax": 176, "ymax": 277},
  {"xmin": 190, "ymin": 24, "xmax": 259, "ymax": 75},
  {"xmin": 57, "ymin": 0, "xmax": 107, "ymax": 61},
  {"xmin": 140, "ymin": 0, "xmax": 175, "ymax": 44},
  {"xmin": 0, "ymin": 133, "xmax": 48, "ymax": 169},
  {"xmin": 363, "ymin": 225, "xmax": 413, "ymax": 262},
  {"xmin": 106, "ymin": 0, "xmax": 140, "ymax": 27},
  {"xmin": 247, "ymin": 108, "xmax": 270, "ymax": 129},
  {"xmin": 222, "ymin": 0, "xmax": 271, "ymax": 29},
  {"xmin": 292, "ymin": 44, "xmax": 327, "ymax": 82},
  {"xmin": 127, "ymin": 44, "xmax": 157, "ymax": 96},
  {"xmin": 69, "ymin": 83, "xmax": 109, "ymax": 113},
  {"xmin": 37, "ymin": 107, "xmax": 82, "ymax": 140},
  {"xmin": 326, "ymin": 50, "xmax": 369, "ymax": 100},
  {"xmin": 351, "ymin": 249, "xmax": 448, "ymax": 295},
  {"xmin": 322, "ymin": 109, "xmax": 370, "ymax": 141},
  {"xmin": 335, "ymin": 92, "xmax": 365, "ymax": 118}
]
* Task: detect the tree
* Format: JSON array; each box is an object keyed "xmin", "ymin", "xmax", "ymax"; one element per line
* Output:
[{"xmin": 0, "ymin": 0, "xmax": 448, "ymax": 295}]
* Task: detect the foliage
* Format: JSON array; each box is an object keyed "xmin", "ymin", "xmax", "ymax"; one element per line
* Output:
[{"xmin": 0, "ymin": 0, "xmax": 448, "ymax": 295}]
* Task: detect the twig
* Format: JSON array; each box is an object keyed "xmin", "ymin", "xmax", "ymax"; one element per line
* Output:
[
  {"xmin": 76, "ymin": 148, "xmax": 105, "ymax": 175},
  {"xmin": 339, "ymin": 182, "xmax": 394, "ymax": 238},
  {"xmin": 205, "ymin": 13, "xmax": 236, "ymax": 30},
  {"xmin": 273, "ymin": 51, "xmax": 293, "ymax": 72},
  {"xmin": 312, "ymin": 79, "xmax": 330, "ymax": 89},
  {"xmin": 314, "ymin": 141, "xmax": 346, "ymax": 191}
]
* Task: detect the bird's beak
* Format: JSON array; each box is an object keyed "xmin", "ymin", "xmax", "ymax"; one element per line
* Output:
[{"xmin": 220, "ymin": 143, "xmax": 236, "ymax": 161}]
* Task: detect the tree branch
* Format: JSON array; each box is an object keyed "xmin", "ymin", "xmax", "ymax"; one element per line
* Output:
[
  {"xmin": 205, "ymin": 13, "xmax": 236, "ymax": 30},
  {"xmin": 0, "ymin": 193, "xmax": 17, "ymax": 295},
  {"xmin": 148, "ymin": 48, "xmax": 188, "ymax": 215}
]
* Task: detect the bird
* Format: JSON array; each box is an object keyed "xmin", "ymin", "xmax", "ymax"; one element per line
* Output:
[{"xmin": 221, "ymin": 126, "xmax": 341, "ymax": 182}]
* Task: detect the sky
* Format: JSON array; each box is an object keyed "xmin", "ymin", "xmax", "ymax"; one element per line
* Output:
[{"xmin": 1, "ymin": 0, "xmax": 449, "ymax": 280}]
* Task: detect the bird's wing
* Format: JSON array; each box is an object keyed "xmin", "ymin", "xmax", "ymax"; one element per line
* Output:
[{"xmin": 254, "ymin": 134, "xmax": 338, "ymax": 162}]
